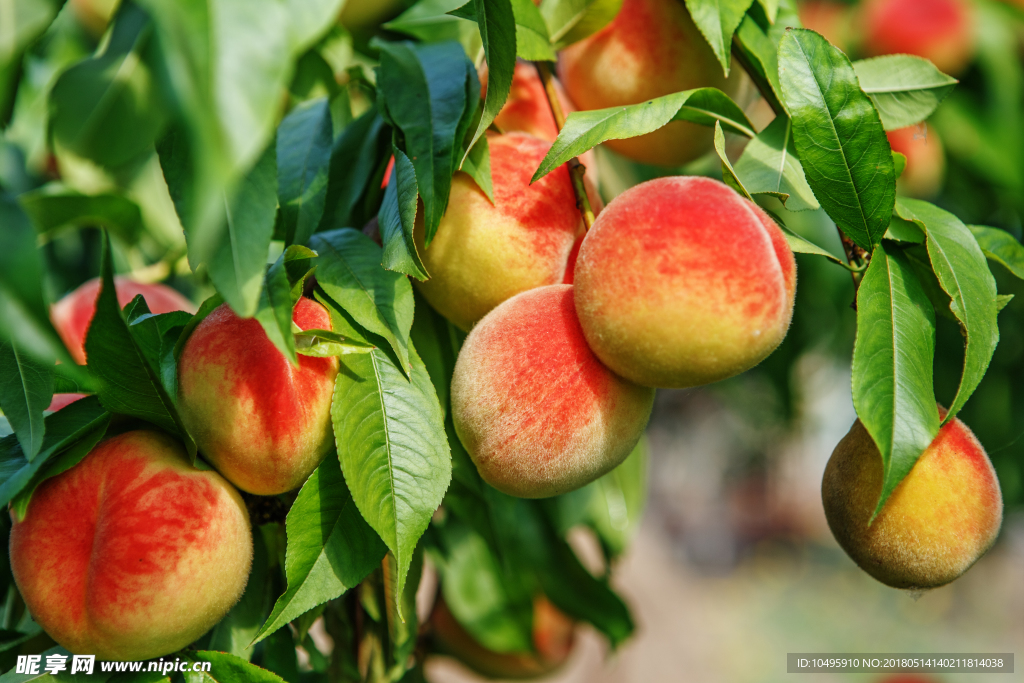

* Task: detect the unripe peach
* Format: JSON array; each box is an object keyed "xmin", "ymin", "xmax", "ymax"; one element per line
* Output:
[
  {"xmin": 451, "ymin": 285, "xmax": 654, "ymax": 499},
  {"xmin": 574, "ymin": 176, "xmax": 796, "ymax": 389},
  {"xmin": 430, "ymin": 595, "xmax": 574, "ymax": 679},
  {"xmin": 10, "ymin": 430, "xmax": 252, "ymax": 661},
  {"xmin": 51, "ymin": 276, "xmax": 196, "ymax": 365},
  {"xmin": 177, "ymin": 298, "xmax": 339, "ymax": 495},
  {"xmin": 822, "ymin": 415, "xmax": 1003, "ymax": 590},
  {"xmin": 414, "ymin": 133, "xmax": 582, "ymax": 332},
  {"xmin": 558, "ymin": 0, "xmax": 743, "ymax": 167},
  {"xmin": 861, "ymin": 0, "xmax": 975, "ymax": 75},
  {"xmin": 887, "ymin": 124, "xmax": 946, "ymax": 199}
]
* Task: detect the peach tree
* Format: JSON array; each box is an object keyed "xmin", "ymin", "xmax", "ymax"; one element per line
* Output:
[{"xmin": 0, "ymin": 0, "xmax": 1022, "ymax": 681}]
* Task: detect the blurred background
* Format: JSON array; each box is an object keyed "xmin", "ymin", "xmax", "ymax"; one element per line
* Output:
[{"xmin": 3, "ymin": 0, "xmax": 1022, "ymax": 680}]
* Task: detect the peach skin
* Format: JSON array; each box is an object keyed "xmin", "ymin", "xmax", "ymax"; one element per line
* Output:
[
  {"xmin": 451, "ymin": 285, "xmax": 654, "ymax": 499},
  {"xmin": 573, "ymin": 176, "xmax": 796, "ymax": 389},
  {"xmin": 822, "ymin": 415, "xmax": 1003, "ymax": 589},
  {"xmin": 177, "ymin": 298, "xmax": 339, "ymax": 495},
  {"xmin": 860, "ymin": 0, "xmax": 975, "ymax": 75},
  {"xmin": 10, "ymin": 430, "xmax": 252, "ymax": 661}
]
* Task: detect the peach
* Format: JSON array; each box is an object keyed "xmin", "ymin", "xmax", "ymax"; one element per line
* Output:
[
  {"xmin": 414, "ymin": 132, "xmax": 583, "ymax": 332},
  {"xmin": 822, "ymin": 415, "xmax": 1003, "ymax": 589},
  {"xmin": 177, "ymin": 298, "xmax": 339, "ymax": 495},
  {"xmin": 69, "ymin": 0, "xmax": 119, "ymax": 36},
  {"xmin": 51, "ymin": 276, "xmax": 196, "ymax": 365},
  {"xmin": 799, "ymin": 1, "xmax": 855, "ymax": 53},
  {"xmin": 887, "ymin": 124, "xmax": 946, "ymax": 198},
  {"xmin": 451, "ymin": 285, "xmax": 654, "ymax": 499},
  {"xmin": 10, "ymin": 430, "xmax": 252, "ymax": 661},
  {"xmin": 558, "ymin": 0, "xmax": 744, "ymax": 167},
  {"xmin": 573, "ymin": 176, "xmax": 796, "ymax": 389},
  {"xmin": 430, "ymin": 595, "xmax": 574, "ymax": 679},
  {"xmin": 861, "ymin": 0, "xmax": 975, "ymax": 75}
]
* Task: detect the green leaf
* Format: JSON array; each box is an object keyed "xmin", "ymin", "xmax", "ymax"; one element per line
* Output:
[
  {"xmin": 19, "ymin": 188, "xmax": 143, "ymax": 243},
  {"xmin": 0, "ymin": 341, "xmax": 51, "ymax": 460},
  {"xmin": 384, "ymin": 543, "xmax": 423, "ymax": 666},
  {"xmin": 463, "ymin": 0, "xmax": 515, "ymax": 162},
  {"xmin": 852, "ymin": 242, "xmax": 939, "ymax": 517},
  {"xmin": 460, "ymin": 133, "xmax": 493, "ymax": 202},
  {"xmin": 756, "ymin": 0, "xmax": 779, "ymax": 22},
  {"xmin": 207, "ymin": 143, "xmax": 278, "ymax": 319},
  {"xmin": 208, "ymin": 530, "xmax": 272, "ymax": 660},
  {"xmin": 895, "ymin": 199, "xmax": 1000, "ymax": 423},
  {"xmin": 732, "ymin": 1, "xmax": 801, "ymax": 115},
  {"xmin": 781, "ymin": 227, "xmax": 846, "ymax": 265},
  {"xmin": 252, "ymin": 455, "xmax": 386, "ymax": 644},
  {"xmin": 733, "ymin": 115, "xmax": 819, "ymax": 212},
  {"xmin": 320, "ymin": 111, "xmax": 389, "ymax": 231},
  {"xmin": 512, "ymin": 0, "xmax": 557, "ymax": 61},
  {"xmin": 584, "ymin": 436, "xmax": 649, "ymax": 557},
  {"xmin": 892, "ymin": 151, "xmax": 907, "ymax": 178},
  {"xmin": 138, "ymin": 0, "xmax": 337, "ymax": 270},
  {"xmin": 684, "ymin": 0, "xmax": 755, "ymax": 76},
  {"xmin": 533, "ymin": 88, "xmax": 755, "ymax": 181},
  {"xmin": 0, "ymin": 195, "xmax": 77, "ymax": 370},
  {"xmin": 332, "ymin": 347, "xmax": 450, "ymax": 622},
  {"xmin": 435, "ymin": 518, "xmax": 533, "ymax": 653},
  {"xmin": 0, "ymin": 0, "xmax": 62, "ymax": 117},
  {"xmin": 713, "ymin": 121, "xmax": 752, "ymax": 199},
  {"xmin": 294, "ymin": 329, "xmax": 374, "ymax": 357},
  {"xmin": 49, "ymin": 6, "xmax": 167, "ymax": 169},
  {"xmin": 277, "ymin": 97, "xmax": 333, "ymax": 247},
  {"xmin": 124, "ymin": 304, "xmax": 194, "ymax": 402},
  {"xmin": 376, "ymin": 40, "xmax": 472, "ymax": 244},
  {"xmin": 778, "ymin": 28, "xmax": 896, "ymax": 252},
  {"xmin": 853, "ymin": 55, "xmax": 958, "ymax": 131},
  {"xmin": 254, "ymin": 245, "xmax": 317, "ymax": 365},
  {"xmin": 968, "ymin": 225, "xmax": 1024, "ymax": 281},
  {"xmin": 183, "ymin": 651, "xmax": 285, "ymax": 683},
  {"xmin": 539, "ymin": 0, "xmax": 624, "ymax": 50},
  {"xmin": 310, "ymin": 229, "xmax": 415, "ymax": 373},
  {"xmin": 384, "ymin": 0, "xmax": 483, "ymax": 54},
  {"xmin": 10, "ymin": 416, "xmax": 108, "ymax": 522},
  {"xmin": 85, "ymin": 233, "xmax": 190, "ymax": 441},
  {"xmin": 0, "ymin": 396, "xmax": 109, "ymax": 510},
  {"xmin": 378, "ymin": 148, "xmax": 428, "ymax": 280}
]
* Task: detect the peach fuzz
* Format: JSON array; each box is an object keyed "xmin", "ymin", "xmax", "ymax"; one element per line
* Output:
[
  {"xmin": 430, "ymin": 596, "xmax": 575, "ymax": 679},
  {"xmin": 887, "ymin": 124, "xmax": 946, "ymax": 198},
  {"xmin": 574, "ymin": 176, "xmax": 796, "ymax": 389},
  {"xmin": 414, "ymin": 133, "xmax": 582, "ymax": 332},
  {"xmin": 177, "ymin": 298, "xmax": 339, "ymax": 495},
  {"xmin": 10, "ymin": 430, "xmax": 252, "ymax": 661},
  {"xmin": 451, "ymin": 285, "xmax": 654, "ymax": 499},
  {"xmin": 821, "ymin": 415, "xmax": 1003, "ymax": 590},
  {"xmin": 51, "ymin": 276, "xmax": 196, "ymax": 365},
  {"xmin": 558, "ymin": 0, "xmax": 743, "ymax": 167},
  {"xmin": 860, "ymin": 0, "xmax": 976, "ymax": 75}
]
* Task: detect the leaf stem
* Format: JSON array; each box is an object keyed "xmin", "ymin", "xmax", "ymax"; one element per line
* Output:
[
  {"xmin": 837, "ymin": 227, "xmax": 870, "ymax": 294},
  {"xmin": 533, "ymin": 61, "xmax": 596, "ymax": 231}
]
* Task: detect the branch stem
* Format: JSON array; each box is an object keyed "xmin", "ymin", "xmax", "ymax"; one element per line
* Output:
[{"xmin": 534, "ymin": 61, "xmax": 596, "ymax": 231}]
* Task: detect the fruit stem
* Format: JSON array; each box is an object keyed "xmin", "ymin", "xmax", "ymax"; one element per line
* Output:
[{"xmin": 534, "ymin": 61, "xmax": 597, "ymax": 232}]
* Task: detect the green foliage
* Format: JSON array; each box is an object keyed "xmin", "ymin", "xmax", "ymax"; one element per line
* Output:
[
  {"xmin": 853, "ymin": 244, "xmax": 939, "ymax": 516},
  {"xmin": 1, "ymin": 0, "xmax": 1022, "ymax": 678},
  {"xmin": 778, "ymin": 28, "xmax": 895, "ymax": 252}
]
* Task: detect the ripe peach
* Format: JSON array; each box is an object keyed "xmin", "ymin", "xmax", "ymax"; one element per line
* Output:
[
  {"xmin": 51, "ymin": 276, "xmax": 196, "ymax": 365},
  {"xmin": 558, "ymin": 0, "xmax": 743, "ymax": 167},
  {"xmin": 10, "ymin": 430, "xmax": 252, "ymax": 661},
  {"xmin": 887, "ymin": 124, "xmax": 946, "ymax": 198},
  {"xmin": 573, "ymin": 176, "xmax": 796, "ymax": 389},
  {"xmin": 861, "ymin": 0, "xmax": 976, "ymax": 75},
  {"xmin": 431, "ymin": 595, "xmax": 575, "ymax": 679},
  {"xmin": 177, "ymin": 298, "xmax": 339, "ymax": 495},
  {"xmin": 799, "ymin": 1, "xmax": 855, "ymax": 53},
  {"xmin": 414, "ymin": 133, "xmax": 583, "ymax": 332},
  {"xmin": 822, "ymin": 415, "xmax": 1003, "ymax": 590},
  {"xmin": 451, "ymin": 285, "xmax": 654, "ymax": 499}
]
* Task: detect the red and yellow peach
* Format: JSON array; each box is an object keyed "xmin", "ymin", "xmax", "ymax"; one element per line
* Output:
[
  {"xmin": 860, "ymin": 0, "xmax": 976, "ymax": 75},
  {"xmin": 451, "ymin": 284, "xmax": 654, "ymax": 498},
  {"xmin": 415, "ymin": 132, "xmax": 583, "ymax": 331},
  {"xmin": 177, "ymin": 298, "xmax": 339, "ymax": 495},
  {"xmin": 887, "ymin": 124, "xmax": 946, "ymax": 199},
  {"xmin": 822, "ymin": 414, "xmax": 1003, "ymax": 589},
  {"xmin": 10, "ymin": 430, "xmax": 252, "ymax": 661},
  {"xmin": 573, "ymin": 176, "xmax": 796, "ymax": 389}
]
